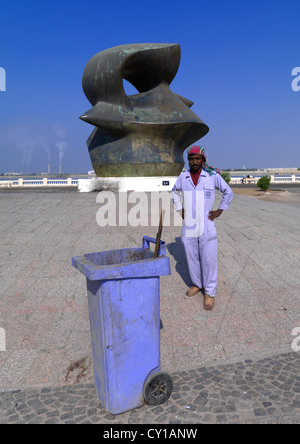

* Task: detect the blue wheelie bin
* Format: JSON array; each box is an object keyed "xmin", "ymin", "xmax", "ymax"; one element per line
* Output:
[{"xmin": 72, "ymin": 235, "xmax": 172, "ymax": 415}]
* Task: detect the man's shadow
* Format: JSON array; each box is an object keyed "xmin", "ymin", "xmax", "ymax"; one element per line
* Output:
[{"xmin": 166, "ymin": 237, "xmax": 191, "ymax": 287}]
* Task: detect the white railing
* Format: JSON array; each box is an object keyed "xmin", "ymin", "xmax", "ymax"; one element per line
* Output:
[
  {"xmin": 0, "ymin": 178, "xmax": 78, "ymax": 188},
  {"xmin": 0, "ymin": 174, "xmax": 299, "ymax": 189},
  {"xmin": 229, "ymin": 174, "xmax": 299, "ymax": 184}
]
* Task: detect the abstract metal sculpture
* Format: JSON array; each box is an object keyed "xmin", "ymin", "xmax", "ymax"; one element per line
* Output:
[{"xmin": 80, "ymin": 44, "xmax": 209, "ymax": 177}]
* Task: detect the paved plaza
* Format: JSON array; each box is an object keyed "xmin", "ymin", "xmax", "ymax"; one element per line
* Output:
[{"xmin": 0, "ymin": 185, "xmax": 300, "ymax": 424}]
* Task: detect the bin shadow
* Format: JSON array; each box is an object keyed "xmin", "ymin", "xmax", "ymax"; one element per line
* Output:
[{"xmin": 166, "ymin": 237, "xmax": 191, "ymax": 287}]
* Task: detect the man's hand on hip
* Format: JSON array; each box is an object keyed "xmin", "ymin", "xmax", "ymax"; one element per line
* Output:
[{"xmin": 208, "ymin": 209, "xmax": 223, "ymax": 221}]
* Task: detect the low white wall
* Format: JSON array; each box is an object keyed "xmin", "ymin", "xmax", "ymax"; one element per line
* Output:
[
  {"xmin": 1, "ymin": 174, "xmax": 299, "ymax": 190},
  {"xmin": 78, "ymin": 177, "xmax": 177, "ymax": 193}
]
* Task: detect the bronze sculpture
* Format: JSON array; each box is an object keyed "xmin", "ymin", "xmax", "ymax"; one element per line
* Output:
[{"xmin": 80, "ymin": 43, "xmax": 209, "ymax": 177}]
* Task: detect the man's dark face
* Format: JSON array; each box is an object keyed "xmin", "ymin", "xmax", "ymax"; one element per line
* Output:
[{"xmin": 188, "ymin": 154, "xmax": 204, "ymax": 172}]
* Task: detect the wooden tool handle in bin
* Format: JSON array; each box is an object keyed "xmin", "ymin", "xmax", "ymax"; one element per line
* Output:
[{"xmin": 154, "ymin": 211, "xmax": 164, "ymax": 258}]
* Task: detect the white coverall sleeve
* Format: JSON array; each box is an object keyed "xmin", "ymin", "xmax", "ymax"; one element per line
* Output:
[
  {"xmin": 214, "ymin": 174, "xmax": 234, "ymax": 210},
  {"xmin": 172, "ymin": 176, "xmax": 183, "ymax": 212}
]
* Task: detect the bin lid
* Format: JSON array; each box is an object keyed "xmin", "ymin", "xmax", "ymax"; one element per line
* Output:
[{"xmin": 72, "ymin": 247, "xmax": 171, "ymax": 281}]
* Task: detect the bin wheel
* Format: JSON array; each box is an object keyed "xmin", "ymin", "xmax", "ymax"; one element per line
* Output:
[{"xmin": 143, "ymin": 371, "xmax": 173, "ymax": 406}]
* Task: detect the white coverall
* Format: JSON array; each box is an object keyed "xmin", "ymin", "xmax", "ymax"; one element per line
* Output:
[{"xmin": 172, "ymin": 169, "xmax": 233, "ymax": 297}]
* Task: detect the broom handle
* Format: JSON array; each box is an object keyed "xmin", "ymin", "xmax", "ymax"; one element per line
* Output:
[{"xmin": 154, "ymin": 211, "xmax": 164, "ymax": 258}]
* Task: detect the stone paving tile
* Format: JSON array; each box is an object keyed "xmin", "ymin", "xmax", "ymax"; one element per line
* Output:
[
  {"xmin": 1, "ymin": 187, "xmax": 300, "ymax": 424},
  {"xmin": 1, "ymin": 351, "xmax": 300, "ymax": 424}
]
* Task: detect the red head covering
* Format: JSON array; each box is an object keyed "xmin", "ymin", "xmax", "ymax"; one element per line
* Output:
[
  {"xmin": 188, "ymin": 145, "xmax": 207, "ymax": 161},
  {"xmin": 187, "ymin": 146, "xmax": 220, "ymax": 175}
]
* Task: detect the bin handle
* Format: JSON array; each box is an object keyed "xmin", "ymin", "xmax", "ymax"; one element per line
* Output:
[{"xmin": 142, "ymin": 235, "xmax": 166, "ymax": 257}]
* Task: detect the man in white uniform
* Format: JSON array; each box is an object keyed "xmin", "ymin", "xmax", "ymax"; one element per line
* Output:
[{"xmin": 172, "ymin": 146, "xmax": 233, "ymax": 310}]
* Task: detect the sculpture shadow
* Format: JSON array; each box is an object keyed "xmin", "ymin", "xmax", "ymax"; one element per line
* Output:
[{"xmin": 166, "ymin": 237, "xmax": 191, "ymax": 287}]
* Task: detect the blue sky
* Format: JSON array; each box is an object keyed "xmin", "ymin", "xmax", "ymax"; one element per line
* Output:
[{"xmin": 0, "ymin": 0, "xmax": 299, "ymax": 173}]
